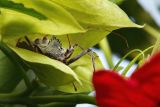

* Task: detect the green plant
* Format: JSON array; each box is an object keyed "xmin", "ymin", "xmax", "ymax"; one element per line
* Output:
[{"xmin": 0, "ymin": 0, "xmax": 141, "ymax": 106}]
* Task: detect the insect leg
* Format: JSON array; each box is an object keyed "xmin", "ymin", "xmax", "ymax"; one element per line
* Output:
[
  {"xmin": 72, "ymin": 44, "xmax": 96, "ymax": 72},
  {"xmin": 24, "ymin": 36, "xmax": 35, "ymax": 50},
  {"xmin": 34, "ymin": 45, "xmax": 43, "ymax": 54},
  {"xmin": 64, "ymin": 35, "xmax": 77, "ymax": 58},
  {"xmin": 90, "ymin": 51, "xmax": 96, "ymax": 72},
  {"xmin": 67, "ymin": 34, "xmax": 71, "ymax": 48},
  {"xmin": 16, "ymin": 38, "xmax": 22, "ymax": 47},
  {"xmin": 16, "ymin": 38, "xmax": 31, "ymax": 50},
  {"xmin": 72, "ymin": 82, "xmax": 77, "ymax": 91},
  {"xmin": 66, "ymin": 48, "xmax": 91, "ymax": 65},
  {"xmin": 65, "ymin": 44, "xmax": 78, "ymax": 59},
  {"xmin": 65, "ymin": 35, "xmax": 96, "ymax": 72}
]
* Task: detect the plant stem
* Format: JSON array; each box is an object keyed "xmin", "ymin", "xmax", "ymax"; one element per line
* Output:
[
  {"xmin": 143, "ymin": 24, "xmax": 160, "ymax": 38},
  {"xmin": 0, "ymin": 94, "xmax": 96, "ymax": 106},
  {"xmin": 0, "ymin": 41, "xmax": 32, "ymax": 90},
  {"xmin": 0, "ymin": 93, "xmax": 35, "ymax": 106},
  {"xmin": 99, "ymin": 38, "xmax": 114, "ymax": 69},
  {"xmin": 143, "ymin": 24, "xmax": 160, "ymax": 54},
  {"xmin": 39, "ymin": 102, "xmax": 76, "ymax": 107},
  {"xmin": 113, "ymin": 49, "xmax": 144, "ymax": 71},
  {"xmin": 31, "ymin": 94, "xmax": 96, "ymax": 105},
  {"xmin": 0, "ymin": 97, "xmax": 31, "ymax": 105},
  {"xmin": 122, "ymin": 46, "xmax": 154, "ymax": 76}
]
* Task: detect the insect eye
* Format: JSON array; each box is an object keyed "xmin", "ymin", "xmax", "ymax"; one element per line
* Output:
[
  {"xmin": 42, "ymin": 37, "xmax": 49, "ymax": 44},
  {"xmin": 34, "ymin": 39, "xmax": 40, "ymax": 44}
]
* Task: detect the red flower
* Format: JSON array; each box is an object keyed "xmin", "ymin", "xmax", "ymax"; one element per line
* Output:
[{"xmin": 93, "ymin": 52, "xmax": 160, "ymax": 107}]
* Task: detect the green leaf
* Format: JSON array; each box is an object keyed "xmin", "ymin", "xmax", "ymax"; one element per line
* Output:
[
  {"xmin": 71, "ymin": 30, "xmax": 110, "ymax": 49},
  {"xmin": 11, "ymin": 0, "xmax": 85, "ymax": 34},
  {"xmin": 49, "ymin": 0, "xmax": 142, "ymax": 48},
  {"xmin": 0, "ymin": 8, "xmax": 84, "ymax": 42},
  {"xmin": 57, "ymin": 30, "xmax": 110, "ymax": 49},
  {"xmin": 0, "ymin": 51, "xmax": 22, "ymax": 93},
  {"xmin": 0, "ymin": 0, "xmax": 46, "ymax": 20},
  {"xmin": 0, "ymin": 0, "xmax": 142, "ymax": 93},
  {"xmin": 0, "ymin": 8, "xmax": 57, "ymax": 40},
  {"xmin": 1, "ymin": 0, "xmax": 142, "ymax": 49},
  {"xmin": 51, "ymin": 0, "xmax": 142, "ymax": 28},
  {"xmin": 109, "ymin": 0, "xmax": 125, "ymax": 4},
  {"xmin": 9, "ymin": 46, "xmax": 81, "ymax": 87}
]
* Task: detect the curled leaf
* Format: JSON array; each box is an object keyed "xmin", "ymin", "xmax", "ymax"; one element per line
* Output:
[{"xmin": 9, "ymin": 46, "xmax": 81, "ymax": 87}]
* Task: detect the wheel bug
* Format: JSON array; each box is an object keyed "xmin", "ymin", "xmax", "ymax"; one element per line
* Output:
[
  {"xmin": 16, "ymin": 35, "xmax": 96, "ymax": 71},
  {"xmin": 16, "ymin": 35, "xmax": 97, "ymax": 92}
]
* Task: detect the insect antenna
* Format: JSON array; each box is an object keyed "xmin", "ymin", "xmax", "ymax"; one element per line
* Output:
[
  {"xmin": 106, "ymin": 29, "xmax": 129, "ymax": 49},
  {"xmin": 86, "ymin": 27, "xmax": 129, "ymax": 49},
  {"xmin": 72, "ymin": 82, "xmax": 77, "ymax": 92},
  {"xmin": 67, "ymin": 34, "xmax": 71, "ymax": 48}
]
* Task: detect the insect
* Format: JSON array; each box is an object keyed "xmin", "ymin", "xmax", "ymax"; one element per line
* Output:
[
  {"xmin": 16, "ymin": 35, "xmax": 96, "ymax": 91},
  {"xmin": 16, "ymin": 35, "xmax": 95, "ymax": 70}
]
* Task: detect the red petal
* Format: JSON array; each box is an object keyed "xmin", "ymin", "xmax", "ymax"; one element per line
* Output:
[
  {"xmin": 131, "ymin": 52, "xmax": 160, "ymax": 100},
  {"xmin": 93, "ymin": 70, "xmax": 155, "ymax": 107}
]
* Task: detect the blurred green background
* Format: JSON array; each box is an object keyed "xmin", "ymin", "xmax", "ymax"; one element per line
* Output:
[{"xmin": 107, "ymin": 0, "xmax": 160, "ymax": 57}]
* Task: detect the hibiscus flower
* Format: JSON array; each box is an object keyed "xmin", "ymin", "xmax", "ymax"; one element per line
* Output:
[{"xmin": 93, "ymin": 52, "xmax": 160, "ymax": 107}]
